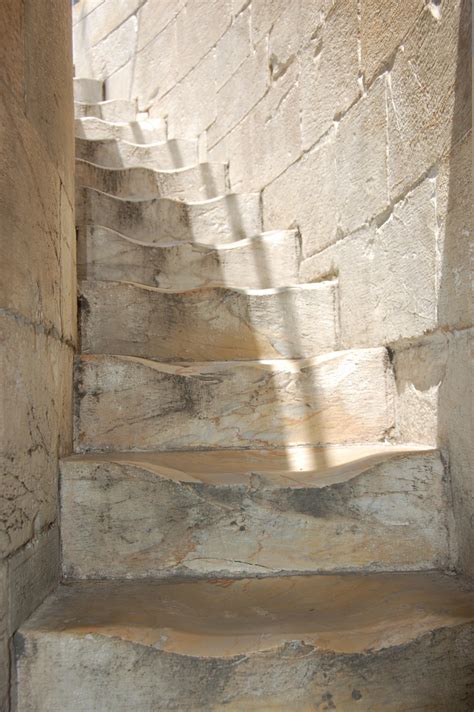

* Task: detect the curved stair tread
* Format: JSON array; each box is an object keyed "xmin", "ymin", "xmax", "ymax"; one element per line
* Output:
[
  {"xmin": 75, "ymin": 136, "xmax": 198, "ymax": 170},
  {"xmin": 75, "ymin": 116, "xmax": 167, "ymax": 144},
  {"xmin": 74, "ymin": 99, "xmax": 137, "ymax": 122},
  {"xmin": 17, "ymin": 573, "xmax": 474, "ymax": 658}
]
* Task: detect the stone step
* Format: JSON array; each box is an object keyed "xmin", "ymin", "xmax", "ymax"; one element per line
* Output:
[
  {"xmin": 76, "ymin": 187, "xmax": 262, "ymax": 245},
  {"xmin": 79, "ymin": 279, "xmax": 338, "ymax": 361},
  {"xmin": 74, "ymin": 348, "xmax": 394, "ymax": 452},
  {"xmin": 74, "ymin": 99, "xmax": 137, "ymax": 122},
  {"xmin": 73, "ymin": 77, "xmax": 104, "ymax": 103},
  {"xmin": 60, "ymin": 445, "xmax": 449, "ymax": 579},
  {"xmin": 76, "ymin": 159, "xmax": 228, "ymax": 200},
  {"xmin": 75, "ymin": 117, "xmax": 167, "ymax": 144},
  {"xmin": 78, "ymin": 226, "xmax": 301, "ymax": 289},
  {"xmin": 75, "ymin": 136, "xmax": 198, "ymax": 170},
  {"xmin": 15, "ymin": 573, "xmax": 474, "ymax": 711}
]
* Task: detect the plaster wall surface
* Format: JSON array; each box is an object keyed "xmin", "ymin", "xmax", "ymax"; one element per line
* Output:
[
  {"xmin": 0, "ymin": 1, "xmax": 76, "ymax": 707},
  {"xmin": 73, "ymin": 0, "xmax": 472, "ymax": 575}
]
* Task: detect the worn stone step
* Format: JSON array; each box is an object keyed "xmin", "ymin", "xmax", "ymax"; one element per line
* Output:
[
  {"xmin": 60, "ymin": 445, "xmax": 449, "ymax": 579},
  {"xmin": 76, "ymin": 187, "xmax": 262, "ymax": 245},
  {"xmin": 74, "ymin": 99, "xmax": 137, "ymax": 122},
  {"xmin": 79, "ymin": 279, "xmax": 338, "ymax": 361},
  {"xmin": 78, "ymin": 226, "xmax": 301, "ymax": 289},
  {"xmin": 15, "ymin": 573, "xmax": 474, "ymax": 711},
  {"xmin": 74, "ymin": 348, "xmax": 394, "ymax": 452},
  {"xmin": 75, "ymin": 137, "xmax": 198, "ymax": 170},
  {"xmin": 73, "ymin": 77, "xmax": 103, "ymax": 103},
  {"xmin": 76, "ymin": 159, "xmax": 228, "ymax": 200},
  {"xmin": 75, "ymin": 117, "xmax": 167, "ymax": 144}
]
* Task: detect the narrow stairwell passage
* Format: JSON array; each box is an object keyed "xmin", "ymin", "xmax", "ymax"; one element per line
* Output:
[{"xmin": 14, "ymin": 78, "xmax": 474, "ymax": 711}]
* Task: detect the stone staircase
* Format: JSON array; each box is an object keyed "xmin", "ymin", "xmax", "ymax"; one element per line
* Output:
[{"xmin": 14, "ymin": 78, "xmax": 474, "ymax": 711}]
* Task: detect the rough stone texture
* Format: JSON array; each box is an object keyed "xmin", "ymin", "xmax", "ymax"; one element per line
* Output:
[
  {"xmin": 80, "ymin": 280, "xmax": 338, "ymax": 361},
  {"xmin": 387, "ymin": 1, "xmax": 471, "ymax": 200},
  {"xmin": 75, "ymin": 159, "xmax": 227, "ymax": 201},
  {"xmin": 78, "ymin": 227, "xmax": 301, "ymax": 290},
  {"xmin": 74, "ymin": 99, "xmax": 136, "ymax": 122},
  {"xmin": 60, "ymin": 447, "xmax": 449, "ymax": 579},
  {"xmin": 75, "ymin": 116, "xmax": 166, "ymax": 143},
  {"xmin": 15, "ymin": 574, "xmax": 474, "ymax": 711},
  {"xmin": 73, "ymin": 78, "xmax": 104, "ymax": 103},
  {"xmin": 76, "ymin": 188, "xmax": 262, "ymax": 244},
  {"xmin": 132, "ymin": 20, "xmax": 177, "ymax": 108},
  {"xmin": 176, "ymin": 0, "xmax": 232, "ymax": 80},
  {"xmin": 75, "ymin": 348, "xmax": 394, "ymax": 452},
  {"xmin": 300, "ymin": 179, "xmax": 438, "ymax": 346},
  {"xmin": 75, "ymin": 136, "xmax": 198, "ymax": 170},
  {"xmin": 215, "ymin": 8, "xmax": 251, "ymax": 90},
  {"xmin": 263, "ymin": 132, "xmax": 338, "ymax": 257},
  {"xmin": 299, "ymin": 0, "xmax": 359, "ymax": 149},
  {"xmin": 0, "ymin": 1, "xmax": 75, "ymax": 705}
]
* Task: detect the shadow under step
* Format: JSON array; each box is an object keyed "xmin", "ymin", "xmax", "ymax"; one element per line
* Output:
[
  {"xmin": 75, "ymin": 117, "xmax": 167, "ymax": 144},
  {"xmin": 75, "ymin": 136, "xmax": 198, "ymax": 170},
  {"xmin": 15, "ymin": 572, "xmax": 474, "ymax": 711},
  {"xmin": 74, "ymin": 99, "xmax": 137, "ymax": 122},
  {"xmin": 60, "ymin": 445, "xmax": 449, "ymax": 579}
]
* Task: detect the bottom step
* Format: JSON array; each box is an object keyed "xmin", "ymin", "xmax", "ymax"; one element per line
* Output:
[{"xmin": 15, "ymin": 573, "xmax": 474, "ymax": 711}]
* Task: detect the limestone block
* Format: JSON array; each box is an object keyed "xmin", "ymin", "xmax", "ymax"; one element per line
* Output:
[
  {"xmin": 263, "ymin": 131, "xmax": 338, "ymax": 258},
  {"xmin": 15, "ymin": 574, "xmax": 474, "ymax": 710},
  {"xmin": 437, "ymin": 131, "xmax": 473, "ymax": 330},
  {"xmin": 75, "ymin": 160, "xmax": 227, "ymax": 201},
  {"xmin": 268, "ymin": 3, "xmax": 299, "ymax": 80},
  {"xmin": 297, "ymin": 0, "xmax": 334, "ymax": 50},
  {"xmin": 215, "ymin": 8, "xmax": 251, "ymax": 90},
  {"xmin": 132, "ymin": 20, "xmax": 177, "ymax": 109},
  {"xmin": 25, "ymin": 0, "xmax": 74, "ymax": 196},
  {"xmin": 176, "ymin": 0, "xmax": 232, "ymax": 81},
  {"xmin": 75, "ymin": 348, "xmax": 394, "ymax": 452},
  {"xmin": 387, "ymin": 1, "xmax": 471, "ymax": 199},
  {"xmin": 251, "ymin": 0, "xmax": 288, "ymax": 43},
  {"xmin": 80, "ymin": 279, "xmax": 338, "ymax": 361},
  {"xmin": 7, "ymin": 527, "xmax": 59, "ymax": 635},
  {"xmin": 300, "ymin": 179, "xmax": 438, "ymax": 347},
  {"xmin": 74, "ymin": 100, "xmax": 136, "ymax": 122},
  {"xmin": 76, "ymin": 188, "xmax": 262, "ymax": 245},
  {"xmin": 59, "ymin": 186, "xmax": 77, "ymax": 349},
  {"xmin": 75, "ymin": 0, "xmax": 143, "ymax": 48},
  {"xmin": 336, "ymin": 77, "xmax": 389, "ymax": 235},
  {"xmin": 75, "ymin": 137, "xmax": 198, "ymax": 170},
  {"xmin": 72, "ymin": 0, "xmax": 107, "ymax": 26},
  {"xmin": 438, "ymin": 332, "xmax": 474, "ymax": 577},
  {"xmin": 73, "ymin": 78, "xmax": 104, "ymax": 103},
  {"xmin": 360, "ymin": 0, "xmax": 423, "ymax": 84},
  {"xmin": 78, "ymin": 227, "xmax": 301, "ymax": 290},
  {"xmin": 209, "ymin": 39, "xmax": 269, "ymax": 147},
  {"xmin": 152, "ymin": 49, "xmax": 217, "ymax": 140},
  {"xmin": 0, "ymin": 0, "xmax": 26, "ymax": 111},
  {"xmin": 104, "ymin": 60, "xmax": 134, "ymax": 101},
  {"xmin": 136, "ymin": 0, "xmax": 185, "ymax": 52},
  {"xmin": 75, "ymin": 117, "xmax": 167, "ymax": 144},
  {"xmin": 300, "ymin": 0, "xmax": 359, "ymax": 150},
  {"xmin": 78, "ymin": 14, "xmax": 138, "ymax": 81},
  {"xmin": 60, "ymin": 446, "xmax": 448, "ymax": 579},
  {"xmin": 0, "ymin": 319, "xmax": 73, "ymax": 556}
]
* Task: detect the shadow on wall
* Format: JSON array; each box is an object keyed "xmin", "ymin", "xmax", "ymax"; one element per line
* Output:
[{"xmin": 437, "ymin": 0, "xmax": 473, "ymax": 576}]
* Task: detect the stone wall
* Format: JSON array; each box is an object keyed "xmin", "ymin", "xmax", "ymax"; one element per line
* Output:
[
  {"xmin": 0, "ymin": 1, "xmax": 75, "ymax": 707},
  {"xmin": 73, "ymin": 0, "xmax": 472, "ymax": 576}
]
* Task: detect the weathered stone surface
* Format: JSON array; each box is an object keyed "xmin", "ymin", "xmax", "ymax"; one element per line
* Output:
[
  {"xmin": 75, "ymin": 14, "xmax": 137, "ymax": 80},
  {"xmin": 215, "ymin": 7, "xmax": 251, "ymax": 90},
  {"xmin": 75, "ymin": 159, "xmax": 227, "ymax": 200},
  {"xmin": 360, "ymin": 0, "xmax": 422, "ymax": 84},
  {"xmin": 74, "ymin": 99, "xmax": 136, "ymax": 122},
  {"xmin": 136, "ymin": 0, "xmax": 185, "ymax": 52},
  {"xmin": 78, "ymin": 227, "xmax": 301, "ymax": 289},
  {"xmin": 0, "ymin": 0, "xmax": 26, "ymax": 111},
  {"xmin": 15, "ymin": 574, "xmax": 474, "ymax": 711},
  {"xmin": 104, "ymin": 59, "xmax": 135, "ymax": 100},
  {"xmin": 437, "ymin": 131, "xmax": 473, "ymax": 330},
  {"xmin": 0, "ymin": 319, "xmax": 73, "ymax": 557},
  {"xmin": 210, "ymin": 38, "xmax": 268, "ymax": 146},
  {"xmin": 0, "ymin": 561, "xmax": 7, "ymax": 711},
  {"xmin": 61, "ymin": 446, "xmax": 448, "ymax": 579},
  {"xmin": 300, "ymin": 0, "xmax": 359, "ymax": 149},
  {"xmin": 387, "ymin": 1, "xmax": 471, "ymax": 199},
  {"xmin": 75, "ymin": 348, "xmax": 394, "ymax": 452},
  {"xmin": 77, "ymin": 188, "xmax": 262, "ymax": 244},
  {"xmin": 59, "ymin": 185, "xmax": 77, "ymax": 348},
  {"xmin": 7, "ymin": 527, "xmax": 59, "ymax": 635},
  {"xmin": 175, "ymin": 0, "xmax": 232, "ymax": 80},
  {"xmin": 263, "ymin": 131, "xmax": 337, "ymax": 258},
  {"xmin": 73, "ymin": 78, "xmax": 104, "ymax": 103},
  {"xmin": 74, "ymin": 0, "xmax": 143, "ymax": 48},
  {"xmin": 336, "ymin": 77, "xmax": 389, "ymax": 235},
  {"xmin": 80, "ymin": 279, "xmax": 337, "ymax": 360},
  {"xmin": 75, "ymin": 136, "xmax": 198, "ymax": 170},
  {"xmin": 132, "ymin": 19, "xmax": 177, "ymax": 108},
  {"xmin": 251, "ymin": 0, "xmax": 287, "ymax": 43},
  {"xmin": 300, "ymin": 179, "xmax": 438, "ymax": 346},
  {"xmin": 75, "ymin": 116, "xmax": 166, "ymax": 143},
  {"xmin": 72, "ymin": 0, "xmax": 106, "ymax": 25}
]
